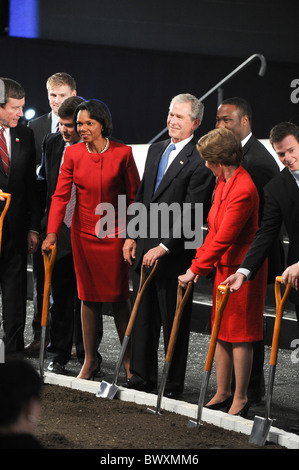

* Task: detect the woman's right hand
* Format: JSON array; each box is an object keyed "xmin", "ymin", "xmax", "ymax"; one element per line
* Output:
[{"xmin": 41, "ymin": 233, "xmax": 57, "ymax": 254}]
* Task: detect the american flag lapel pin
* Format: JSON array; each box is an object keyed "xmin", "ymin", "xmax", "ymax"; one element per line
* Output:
[{"xmin": 16, "ymin": 138, "xmax": 19, "ymax": 142}]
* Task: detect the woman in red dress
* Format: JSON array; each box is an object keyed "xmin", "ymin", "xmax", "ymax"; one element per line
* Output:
[
  {"xmin": 179, "ymin": 128, "xmax": 267, "ymax": 417},
  {"xmin": 42, "ymin": 100, "xmax": 140, "ymax": 380}
]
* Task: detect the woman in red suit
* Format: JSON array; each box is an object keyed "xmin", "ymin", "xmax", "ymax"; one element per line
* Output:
[
  {"xmin": 42, "ymin": 100, "xmax": 140, "ymax": 380},
  {"xmin": 179, "ymin": 128, "xmax": 267, "ymax": 417}
]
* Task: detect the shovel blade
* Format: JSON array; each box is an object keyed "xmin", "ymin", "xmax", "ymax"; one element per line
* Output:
[
  {"xmin": 146, "ymin": 407, "xmax": 162, "ymax": 415},
  {"xmin": 249, "ymin": 416, "xmax": 273, "ymax": 446},
  {"xmin": 187, "ymin": 419, "xmax": 203, "ymax": 429},
  {"xmin": 96, "ymin": 381, "xmax": 119, "ymax": 400}
]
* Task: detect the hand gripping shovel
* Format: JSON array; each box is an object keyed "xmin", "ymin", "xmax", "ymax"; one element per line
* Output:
[
  {"xmin": 249, "ymin": 275, "xmax": 291, "ymax": 446},
  {"xmin": 0, "ymin": 192, "xmax": 11, "ymax": 256},
  {"xmin": 39, "ymin": 244, "xmax": 57, "ymax": 379},
  {"xmin": 187, "ymin": 284, "xmax": 230, "ymax": 428},
  {"xmin": 96, "ymin": 260, "xmax": 159, "ymax": 399},
  {"xmin": 147, "ymin": 281, "xmax": 193, "ymax": 415}
]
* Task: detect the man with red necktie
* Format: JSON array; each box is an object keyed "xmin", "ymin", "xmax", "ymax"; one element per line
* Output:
[{"xmin": 0, "ymin": 77, "xmax": 39, "ymax": 360}]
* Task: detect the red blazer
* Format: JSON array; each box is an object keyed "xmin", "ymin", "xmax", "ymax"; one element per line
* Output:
[
  {"xmin": 47, "ymin": 141, "xmax": 140, "ymax": 237},
  {"xmin": 191, "ymin": 166, "xmax": 259, "ymax": 275}
]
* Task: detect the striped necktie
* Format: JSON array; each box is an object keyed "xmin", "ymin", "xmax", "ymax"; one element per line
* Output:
[
  {"xmin": 61, "ymin": 143, "xmax": 76, "ymax": 228},
  {"xmin": 0, "ymin": 128, "xmax": 9, "ymax": 175},
  {"xmin": 63, "ymin": 182, "xmax": 76, "ymax": 228}
]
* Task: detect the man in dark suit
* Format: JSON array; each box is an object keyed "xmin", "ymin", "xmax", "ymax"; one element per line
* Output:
[
  {"xmin": 123, "ymin": 93, "xmax": 215, "ymax": 397},
  {"xmin": 37, "ymin": 96, "xmax": 103, "ymax": 373},
  {"xmin": 216, "ymin": 97, "xmax": 284, "ymax": 403},
  {"xmin": 25, "ymin": 73, "xmax": 77, "ymax": 355},
  {"xmin": 0, "ymin": 77, "xmax": 39, "ymax": 360},
  {"xmin": 224, "ymin": 121, "xmax": 299, "ymax": 326}
]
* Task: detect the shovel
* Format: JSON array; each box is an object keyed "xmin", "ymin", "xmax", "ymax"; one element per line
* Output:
[
  {"xmin": 147, "ymin": 281, "xmax": 193, "ymax": 415},
  {"xmin": 0, "ymin": 192, "xmax": 11, "ymax": 256},
  {"xmin": 249, "ymin": 275, "xmax": 291, "ymax": 446},
  {"xmin": 187, "ymin": 284, "xmax": 230, "ymax": 428},
  {"xmin": 96, "ymin": 259, "xmax": 159, "ymax": 399},
  {"xmin": 39, "ymin": 244, "xmax": 57, "ymax": 379}
]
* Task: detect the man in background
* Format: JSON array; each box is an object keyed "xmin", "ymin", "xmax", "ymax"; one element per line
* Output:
[
  {"xmin": 215, "ymin": 97, "xmax": 284, "ymax": 404},
  {"xmin": 25, "ymin": 72, "xmax": 77, "ymax": 355}
]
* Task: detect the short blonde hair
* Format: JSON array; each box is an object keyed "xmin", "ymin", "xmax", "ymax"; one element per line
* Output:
[
  {"xmin": 197, "ymin": 128, "xmax": 243, "ymax": 166},
  {"xmin": 46, "ymin": 72, "xmax": 76, "ymax": 91}
]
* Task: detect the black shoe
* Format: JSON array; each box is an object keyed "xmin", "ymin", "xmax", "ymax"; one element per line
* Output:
[
  {"xmin": 232, "ymin": 400, "xmax": 251, "ymax": 418},
  {"xmin": 47, "ymin": 361, "xmax": 66, "ymax": 374},
  {"xmin": 205, "ymin": 396, "xmax": 233, "ymax": 411},
  {"xmin": 164, "ymin": 390, "xmax": 183, "ymax": 399},
  {"xmin": 123, "ymin": 374, "xmax": 154, "ymax": 392},
  {"xmin": 164, "ymin": 385, "xmax": 183, "ymax": 399}
]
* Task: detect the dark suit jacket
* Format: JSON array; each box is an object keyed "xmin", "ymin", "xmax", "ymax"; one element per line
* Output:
[
  {"xmin": 240, "ymin": 168, "xmax": 299, "ymax": 303},
  {"xmin": 0, "ymin": 124, "xmax": 39, "ymax": 249},
  {"xmin": 37, "ymin": 132, "xmax": 72, "ymax": 260},
  {"xmin": 131, "ymin": 137, "xmax": 215, "ymax": 278},
  {"xmin": 242, "ymin": 134, "xmax": 284, "ymax": 282},
  {"xmin": 28, "ymin": 112, "xmax": 52, "ymax": 165},
  {"xmin": 242, "ymin": 135, "xmax": 280, "ymax": 220}
]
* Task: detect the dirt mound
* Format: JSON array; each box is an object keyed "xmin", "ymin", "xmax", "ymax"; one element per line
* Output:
[{"xmin": 36, "ymin": 384, "xmax": 283, "ymax": 450}]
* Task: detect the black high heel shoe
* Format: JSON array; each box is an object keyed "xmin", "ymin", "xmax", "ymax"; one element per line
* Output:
[
  {"xmin": 88, "ymin": 363, "xmax": 102, "ymax": 381},
  {"xmin": 232, "ymin": 400, "xmax": 251, "ymax": 418},
  {"xmin": 78, "ymin": 362, "xmax": 102, "ymax": 381},
  {"xmin": 205, "ymin": 395, "xmax": 233, "ymax": 411}
]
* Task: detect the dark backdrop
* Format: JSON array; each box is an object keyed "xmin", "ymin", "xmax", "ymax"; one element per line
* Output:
[{"xmin": 0, "ymin": 0, "xmax": 298, "ymax": 143}]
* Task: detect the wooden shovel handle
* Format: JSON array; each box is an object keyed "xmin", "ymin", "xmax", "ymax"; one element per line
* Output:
[
  {"xmin": 125, "ymin": 259, "xmax": 159, "ymax": 336},
  {"xmin": 270, "ymin": 276, "xmax": 291, "ymax": 366},
  {"xmin": 0, "ymin": 192, "xmax": 11, "ymax": 256},
  {"xmin": 205, "ymin": 284, "xmax": 230, "ymax": 372},
  {"xmin": 41, "ymin": 244, "xmax": 57, "ymax": 327},
  {"xmin": 165, "ymin": 282, "xmax": 193, "ymax": 363}
]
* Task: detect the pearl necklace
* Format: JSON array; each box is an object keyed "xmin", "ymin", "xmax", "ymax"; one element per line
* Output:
[{"xmin": 86, "ymin": 138, "xmax": 109, "ymax": 154}]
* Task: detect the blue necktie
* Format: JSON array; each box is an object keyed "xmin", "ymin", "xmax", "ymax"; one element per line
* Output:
[{"xmin": 154, "ymin": 143, "xmax": 176, "ymax": 192}]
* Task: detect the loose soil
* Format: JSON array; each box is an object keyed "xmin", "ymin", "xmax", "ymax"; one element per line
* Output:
[{"xmin": 36, "ymin": 384, "xmax": 284, "ymax": 450}]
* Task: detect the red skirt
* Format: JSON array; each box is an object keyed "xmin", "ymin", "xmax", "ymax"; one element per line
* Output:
[
  {"xmin": 71, "ymin": 227, "xmax": 129, "ymax": 302},
  {"xmin": 211, "ymin": 261, "xmax": 268, "ymax": 342}
]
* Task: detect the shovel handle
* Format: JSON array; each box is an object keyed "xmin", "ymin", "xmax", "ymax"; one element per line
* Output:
[
  {"xmin": 270, "ymin": 276, "xmax": 291, "ymax": 366},
  {"xmin": 165, "ymin": 282, "xmax": 193, "ymax": 363},
  {"xmin": 204, "ymin": 284, "xmax": 230, "ymax": 372},
  {"xmin": 41, "ymin": 244, "xmax": 57, "ymax": 327},
  {"xmin": 0, "ymin": 193, "xmax": 11, "ymax": 256},
  {"xmin": 124, "ymin": 259, "xmax": 159, "ymax": 336}
]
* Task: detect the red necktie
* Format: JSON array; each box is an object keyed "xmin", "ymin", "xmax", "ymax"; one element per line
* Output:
[{"xmin": 0, "ymin": 128, "xmax": 9, "ymax": 175}]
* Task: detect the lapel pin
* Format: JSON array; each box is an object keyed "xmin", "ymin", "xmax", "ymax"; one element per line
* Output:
[
  {"xmin": 180, "ymin": 161, "xmax": 184, "ymax": 164},
  {"xmin": 16, "ymin": 138, "xmax": 19, "ymax": 142}
]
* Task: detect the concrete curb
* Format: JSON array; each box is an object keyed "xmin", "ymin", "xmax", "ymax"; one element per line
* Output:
[{"xmin": 44, "ymin": 372, "xmax": 299, "ymax": 449}]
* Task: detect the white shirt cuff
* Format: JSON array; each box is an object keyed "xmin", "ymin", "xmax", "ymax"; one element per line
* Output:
[{"xmin": 237, "ymin": 268, "xmax": 251, "ymax": 280}]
